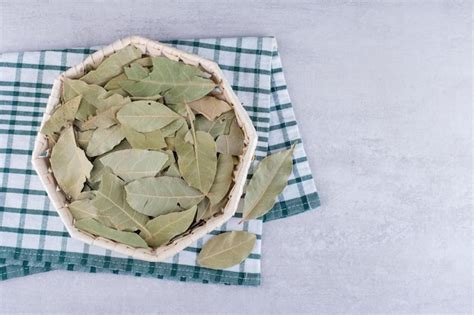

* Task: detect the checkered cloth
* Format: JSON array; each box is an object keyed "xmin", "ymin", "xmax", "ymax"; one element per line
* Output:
[{"xmin": 0, "ymin": 37, "xmax": 320, "ymax": 285}]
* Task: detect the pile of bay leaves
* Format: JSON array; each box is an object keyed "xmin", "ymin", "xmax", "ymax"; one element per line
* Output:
[{"xmin": 41, "ymin": 45, "xmax": 294, "ymax": 269}]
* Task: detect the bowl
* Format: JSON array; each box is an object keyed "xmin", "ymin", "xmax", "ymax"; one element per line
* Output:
[{"xmin": 31, "ymin": 36, "xmax": 258, "ymax": 262}]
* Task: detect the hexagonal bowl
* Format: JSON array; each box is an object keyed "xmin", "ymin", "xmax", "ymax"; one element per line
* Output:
[{"xmin": 31, "ymin": 36, "xmax": 258, "ymax": 262}]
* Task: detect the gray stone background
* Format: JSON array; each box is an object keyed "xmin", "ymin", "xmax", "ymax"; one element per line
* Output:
[{"xmin": 0, "ymin": 0, "xmax": 472, "ymax": 313}]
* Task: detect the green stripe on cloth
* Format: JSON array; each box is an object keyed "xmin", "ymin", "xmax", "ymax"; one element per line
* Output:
[{"xmin": 0, "ymin": 36, "xmax": 319, "ymax": 285}]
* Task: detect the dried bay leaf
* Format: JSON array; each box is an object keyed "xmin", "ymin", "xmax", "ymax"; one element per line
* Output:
[
  {"xmin": 176, "ymin": 120, "xmax": 190, "ymax": 137},
  {"xmin": 76, "ymin": 129, "xmax": 94, "ymax": 150},
  {"xmin": 176, "ymin": 131, "xmax": 217, "ymax": 194},
  {"xmin": 195, "ymin": 197, "xmax": 225, "ymax": 222},
  {"xmin": 93, "ymin": 173, "xmax": 150, "ymax": 234},
  {"xmin": 195, "ymin": 197, "xmax": 211, "ymax": 222},
  {"xmin": 81, "ymin": 45, "xmax": 142, "ymax": 85},
  {"xmin": 50, "ymin": 126, "xmax": 93, "ymax": 199},
  {"xmin": 97, "ymin": 93, "xmax": 131, "ymax": 111},
  {"xmin": 119, "ymin": 79, "xmax": 140, "ymax": 95},
  {"xmin": 160, "ymin": 118, "xmax": 186, "ymax": 138},
  {"xmin": 125, "ymin": 176, "xmax": 204, "ymax": 217},
  {"xmin": 88, "ymin": 139, "xmax": 134, "ymax": 188},
  {"xmin": 215, "ymin": 118, "xmax": 244, "ymax": 156},
  {"xmin": 135, "ymin": 56, "xmax": 152, "ymax": 67},
  {"xmin": 108, "ymin": 88, "xmax": 129, "ymax": 96},
  {"xmin": 208, "ymin": 154, "xmax": 234, "ymax": 205},
  {"xmin": 99, "ymin": 149, "xmax": 168, "ymax": 182},
  {"xmin": 63, "ymin": 78, "xmax": 130, "ymax": 113},
  {"xmin": 197, "ymin": 231, "xmax": 256, "ymax": 269},
  {"xmin": 185, "ymin": 104, "xmax": 196, "ymax": 122},
  {"xmin": 75, "ymin": 100, "xmax": 97, "ymax": 121},
  {"xmin": 75, "ymin": 218, "xmax": 148, "ymax": 248},
  {"xmin": 160, "ymin": 149, "xmax": 174, "ymax": 169},
  {"xmin": 242, "ymin": 146, "xmax": 294, "ymax": 221},
  {"xmin": 63, "ymin": 78, "xmax": 106, "ymax": 109},
  {"xmin": 188, "ymin": 96, "xmax": 232, "ymax": 121},
  {"xmin": 124, "ymin": 63, "xmax": 149, "ymax": 80},
  {"xmin": 130, "ymin": 95, "xmax": 162, "ymax": 101},
  {"xmin": 228, "ymin": 116, "xmax": 244, "ymax": 137},
  {"xmin": 184, "ymin": 130, "xmax": 194, "ymax": 144},
  {"xmin": 103, "ymin": 138, "xmax": 132, "ymax": 153},
  {"xmin": 233, "ymin": 156, "xmax": 240, "ymax": 165},
  {"xmin": 89, "ymin": 159, "xmax": 106, "ymax": 187},
  {"xmin": 165, "ymin": 137, "xmax": 176, "ymax": 151},
  {"xmin": 122, "ymin": 125, "xmax": 166, "ymax": 150},
  {"xmin": 223, "ymin": 112, "xmax": 237, "ymax": 134},
  {"xmin": 62, "ymin": 78, "xmax": 89, "ymax": 102},
  {"xmin": 76, "ymin": 191, "xmax": 96, "ymax": 200},
  {"xmin": 140, "ymin": 206, "xmax": 197, "ymax": 247},
  {"xmin": 164, "ymin": 119, "xmax": 189, "ymax": 150},
  {"xmin": 212, "ymin": 197, "xmax": 229, "ymax": 216},
  {"xmin": 215, "ymin": 135, "xmax": 244, "ymax": 156},
  {"xmin": 86, "ymin": 125, "xmax": 125, "ymax": 157},
  {"xmin": 163, "ymin": 161, "xmax": 181, "ymax": 177},
  {"xmin": 69, "ymin": 196, "xmax": 98, "ymax": 221},
  {"xmin": 120, "ymin": 57, "xmax": 215, "ymax": 104},
  {"xmin": 117, "ymin": 100, "xmax": 181, "ymax": 132},
  {"xmin": 104, "ymin": 73, "xmax": 127, "ymax": 90},
  {"xmin": 162, "ymin": 150, "xmax": 181, "ymax": 177},
  {"xmin": 167, "ymin": 103, "xmax": 187, "ymax": 117},
  {"xmin": 195, "ymin": 114, "xmax": 227, "ymax": 139},
  {"xmin": 95, "ymin": 138, "xmax": 132, "ymax": 160},
  {"xmin": 41, "ymin": 95, "xmax": 81, "ymax": 140},
  {"xmin": 80, "ymin": 104, "xmax": 124, "ymax": 130}
]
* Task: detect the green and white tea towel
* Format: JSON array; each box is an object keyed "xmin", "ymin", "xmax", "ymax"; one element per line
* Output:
[{"xmin": 0, "ymin": 37, "xmax": 320, "ymax": 286}]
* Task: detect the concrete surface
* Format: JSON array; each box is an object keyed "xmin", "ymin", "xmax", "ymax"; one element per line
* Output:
[{"xmin": 0, "ymin": 1, "xmax": 472, "ymax": 314}]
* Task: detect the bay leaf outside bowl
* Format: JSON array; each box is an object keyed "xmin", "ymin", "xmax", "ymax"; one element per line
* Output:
[{"xmin": 32, "ymin": 36, "xmax": 258, "ymax": 262}]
